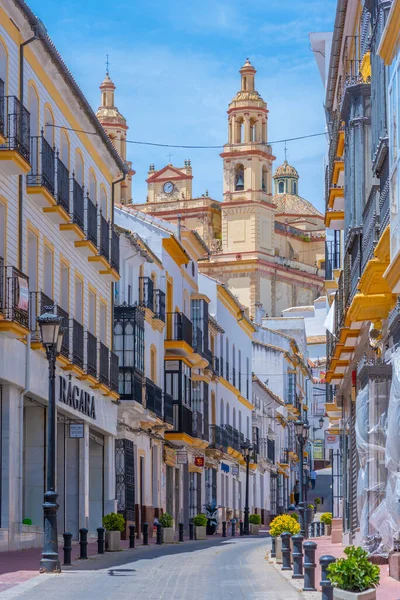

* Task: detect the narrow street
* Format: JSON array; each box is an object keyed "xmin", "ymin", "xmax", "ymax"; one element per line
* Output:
[{"xmin": 4, "ymin": 538, "xmax": 304, "ymax": 600}]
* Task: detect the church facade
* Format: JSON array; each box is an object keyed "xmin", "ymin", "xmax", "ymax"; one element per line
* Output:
[{"xmin": 97, "ymin": 61, "xmax": 325, "ymax": 317}]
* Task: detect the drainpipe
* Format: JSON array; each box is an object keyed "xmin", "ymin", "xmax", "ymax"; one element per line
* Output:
[{"xmin": 18, "ymin": 332, "xmax": 31, "ymax": 540}]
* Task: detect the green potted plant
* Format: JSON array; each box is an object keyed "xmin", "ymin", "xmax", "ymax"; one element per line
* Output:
[
  {"xmin": 159, "ymin": 512, "xmax": 174, "ymax": 543},
  {"xmin": 321, "ymin": 512, "xmax": 333, "ymax": 536},
  {"xmin": 249, "ymin": 513, "xmax": 261, "ymax": 535},
  {"xmin": 327, "ymin": 546, "xmax": 380, "ymax": 600},
  {"xmin": 193, "ymin": 513, "xmax": 208, "ymax": 540},
  {"xmin": 269, "ymin": 514, "xmax": 300, "ymax": 563},
  {"xmin": 314, "ymin": 497, "xmax": 321, "ymax": 511},
  {"xmin": 103, "ymin": 512, "xmax": 125, "ymax": 552},
  {"xmin": 306, "ymin": 504, "xmax": 315, "ymax": 525}
]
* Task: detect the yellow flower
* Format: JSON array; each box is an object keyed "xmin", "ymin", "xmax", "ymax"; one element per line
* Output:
[{"xmin": 269, "ymin": 514, "xmax": 301, "ymax": 537}]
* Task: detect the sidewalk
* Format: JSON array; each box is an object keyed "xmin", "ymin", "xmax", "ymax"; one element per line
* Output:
[
  {"xmin": 0, "ymin": 531, "xmax": 223, "ymax": 596},
  {"xmin": 269, "ymin": 534, "xmax": 400, "ymax": 600}
]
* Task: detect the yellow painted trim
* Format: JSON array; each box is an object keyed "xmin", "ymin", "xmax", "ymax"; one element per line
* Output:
[
  {"xmin": 238, "ymin": 395, "xmax": 254, "ymax": 411},
  {"xmin": 325, "ymin": 210, "xmax": 344, "ymax": 228},
  {"xmin": 42, "ymin": 204, "xmax": 70, "ymax": 223},
  {"xmin": 162, "ymin": 236, "xmax": 190, "ymax": 266},
  {"xmin": 0, "ymin": 150, "xmax": 31, "ymax": 173},
  {"xmin": 217, "ymin": 285, "xmax": 256, "ymax": 337},
  {"xmin": 74, "ymin": 239, "xmax": 98, "ymax": 255},
  {"xmin": 377, "ymin": 0, "xmax": 400, "ymax": 65},
  {"xmin": 189, "ymin": 464, "xmax": 203, "ymax": 474},
  {"xmin": 43, "ymin": 237, "xmax": 55, "ymax": 299},
  {"xmin": 88, "ymin": 254, "xmax": 109, "ymax": 269},
  {"xmin": 75, "ymin": 148, "xmax": 85, "ymax": 186},
  {"xmin": 164, "ymin": 355, "xmax": 193, "ymax": 368},
  {"xmin": 220, "ymin": 375, "xmax": 240, "ymax": 396},
  {"xmin": 331, "ymin": 161, "xmax": 344, "ymax": 186},
  {"xmin": 328, "ymin": 186, "xmax": 344, "ymax": 209},
  {"xmin": 0, "ymin": 195, "xmax": 8, "ymax": 263},
  {"xmin": 164, "ymin": 339, "xmax": 193, "ymax": 355},
  {"xmin": 43, "ymin": 102, "xmax": 55, "ymax": 145},
  {"xmin": 26, "ymin": 185, "xmax": 56, "ymax": 206},
  {"xmin": 337, "ymin": 129, "xmax": 345, "ymax": 157},
  {"xmin": 27, "ymin": 79, "xmax": 40, "ymax": 136},
  {"xmin": 0, "ymin": 34, "xmax": 10, "ymax": 95},
  {"xmin": 164, "ymin": 432, "xmax": 195, "ymax": 445},
  {"xmin": 98, "ymin": 267, "xmax": 121, "ymax": 282},
  {"xmin": 59, "ymin": 223, "xmax": 86, "ymax": 241},
  {"xmin": 360, "ymin": 51, "xmax": 371, "ymax": 81},
  {"xmin": 374, "ymin": 224, "xmax": 390, "ymax": 263},
  {"xmin": 0, "ymin": 321, "xmax": 29, "ymax": 336},
  {"xmin": 181, "ymin": 267, "xmax": 198, "ymax": 291}
]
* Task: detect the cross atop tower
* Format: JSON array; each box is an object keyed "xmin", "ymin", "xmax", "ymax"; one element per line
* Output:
[
  {"xmin": 105, "ymin": 54, "xmax": 110, "ymax": 76},
  {"xmin": 284, "ymin": 141, "xmax": 287, "ymax": 162},
  {"xmin": 167, "ymin": 152, "xmax": 173, "ymax": 164}
]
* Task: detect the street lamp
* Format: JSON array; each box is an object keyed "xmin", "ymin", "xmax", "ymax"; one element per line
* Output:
[
  {"xmin": 37, "ymin": 310, "xmax": 63, "ymax": 573},
  {"xmin": 313, "ymin": 416, "xmax": 324, "ymax": 432},
  {"xmin": 241, "ymin": 442, "xmax": 252, "ymax": 536},
  {"xmin": 294, "ymin": 419, "xmax": 309, "ymax": 537}
]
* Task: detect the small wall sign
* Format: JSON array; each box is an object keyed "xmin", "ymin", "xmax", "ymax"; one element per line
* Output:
[
  {"xmin": 69, "ymin": 423, "xmax": 84, "ymax": 438},
  {"xmin": 221, "ymin": 462, "xmax": 230, "ymax": 473},
  {"xmin": 194, "ymin": 456, "xmax": 204, "ymax": 467},
  {"xmin": 176, "ymin": 450, "xmax": 188, "ymax": 464}
]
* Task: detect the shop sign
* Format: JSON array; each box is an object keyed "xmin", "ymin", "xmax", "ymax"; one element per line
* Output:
[
  {"xmin": 194, "ymin": 456, "xmax": 204, "ymax": 467},
  {"xmin": 17, "ymin": 277, "xmax": 29, "ymax": 310},
  {"xmin": 221, "ymin": 462, "xmax": 230, "ymax": 473},
  {"xmin": 69, "ymin": 423, "xmax": 84, "ymax": 438},
  {"xmin": 313, "ymin": 439, "xmax": 324, "ymax": 460},
  {"xmin": 59, "ymin": 375, "xmax": 96, "ymax": 419},
  {"xmin": 232, "ymin": 465, "xmax": 239, "ymax": 477},
  {"xmin": 176, "ymin": 449, "xmax": 188, "ymax": 464},
  {"xmin": 325, "ymin": 434, "xmax": 340, "ymax": 450}
]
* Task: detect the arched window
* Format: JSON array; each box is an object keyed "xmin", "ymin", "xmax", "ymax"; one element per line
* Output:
[
  {"xmin": 232, "ymin": 344, "xmax": 236, "ymax": 386},
  {"xmin": 28, "ymin": 83, "xmax": 39, "ymax": 136},
  {"xmin": 235, "ymin": 164, "xmax": 244, "ymax": 191},
  {"xmin": 43, "ymin": 105, "xmax": 54, "ymax": 145},
  {"xmin": 262, "ymin": 166, "xmax": 268, "ymax": 192},
  {"xmin": 238, "ymin": 410, "xmax": 242, "ymax": 434},
  {"xmin": 226, "ymin": 337, "xmax": 229, "ymax": 380},
  {"xmin": 100, "ymin": 186, "xmax": 107, "ymax": 217},
  {"xmin": 278, "ymin": 180, "xmax": 284, "ymax": 193},
  {"xmin": 150, "ymin": 344, "xmax": 157, "ymax": 383},
  {"xmin": 89, "ymin": 170, "xmax": 97, "ymax": 203},
  {"xmin": 60, "ymin": 130, "xmax": 69, "ymax": 169},
  {"xmin": 292, "ymin": 181, "xmax": 297, "ymax": 195},
  {"xmin": 0, "ymin": 40, "xmax": 7, "ymax": 89},
  {"xmin": 75, "ymin": 150, "xmax": 84, "ymax": 186},
  {"xmin": 233, "ymin": 407, "xmax": 236, "ymax": 429},
  {"xmin": 250, "ymin": 118, "xmax": 257, "ymax": 142},
  {"xmin": 243, "ymin": 76, "xmax": 247, "ymax": 91},
  {"xmin": 226, "ymin": 402, "xmax": 230, "ymax": 426},
  {"xmin": 220, "ymin": 399, "xmax": 224, "ymax": 426},
  {"xmin": 236, "ymin": 118, "xmax": 244, "ymax": 143}
]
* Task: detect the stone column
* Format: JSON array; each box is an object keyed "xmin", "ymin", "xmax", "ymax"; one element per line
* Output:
[
  {"xmin": 104, "ymin": 435, "xmax": 117, "ymax": 515},
  {"xmin": 244, "ymin": 116, "xmax": 251, "ymax": 143},
  {"xmin": 228, "ymin": 117, "xmax": 232, "ymax": 144},
  {"xmin": 78, "ymin": 423, "xmax": 90, "ymax": 530}
]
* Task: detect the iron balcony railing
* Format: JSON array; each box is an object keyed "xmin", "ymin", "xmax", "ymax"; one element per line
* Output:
[
  {"xmin": 86, "ymin": 331, "xmax": 97, "ymax": 378},
  {"xmin": 100, "ymin": 214, "xmax": 110, "ymax": 262},
  {"xmin": 27, "ymin": 133, "xmax": 55, "ymax": 195},
  {"xmin": 71, "ymin": 319, "xmax": 84, "ymax": 369},
  {"xmin": 222, "ymin": 424, "xmax": 240, "ymax": 451},
  {"xmin": 0, "ymin": 92, "xmax": 30, "ymax": 162},
  {"xmin": 29, "ymin": 291, "xmax": 54, "ymax": 339},
  {"xmin": 164, "ymin": 392, "xmax": 174, "ymax": 425},
  {"xmin": 111, "ymin": 228, "xmax": 119, "ymax": 273},
  {"xmin": 267, "ymin": 438, "xmax": 275, "ymax": 463},
  {"xmin": 145, "ymin": 378, "xmax": 163, "ymax": 418},
  {"xmin": 86, "ymin": 194, "xmax": 98, "ymax": 248},
  {"xmin": 118, "ymin": 366, "xmax": 143, "ymax": 403},
  {"xmin": 72, "ymin": 177, "xmax": 84, "ymax": 231},
  {"xmin": 192, "ymin": 410, "xmax": 203, "ymax": 439},
  {"xmin": 56, "ymin": 155, "xmax": 70, "ymax": 214},
  {"xmin": 57, "ymin": 305, "xmax": 70, "ymax": 359},
  {"xmin": 139, "ymin": 277, "xmax": 154, "ymax": 311},
  {"xmin": 379, "ymin": 177, "xmax": 390, "ymax": 235},
  {"xmin": 172, "ymin": 403, "xmax": 193, "ymax": 437},
  {"xmin": 0, "ymin": 265, "xmax": 29, "ymax": 328},
  {"xmin": 325, "ymin": 240, "xmax": 341, "ymax": 281},
  {"xmin": 110, "ymin": 351, "xmax": 119, "ymax": 393},
  {"xmin": 192, "ymin": 326, "xmax": 203, "ymax": 354},
  {"xmin": 154, "ymin": 289, "xmax": 165, "ymax": 322},
  {"xmin": 99, "ymin": 341, "xmax": 110, "ymax": 386},
  {"xmin": 166, "ymin": 312, "xmax": 193, "ymax": 347},
  {"xmin": 361, "ymin": 185, "xmax": 379, "ymax": 272},
  {"xmin": 209, "ymin": 424, "xmax": 228, "ymax": 451},
  {"xmin": 212, "ymin": 356, "xmax": 220, "ymax": 376}
]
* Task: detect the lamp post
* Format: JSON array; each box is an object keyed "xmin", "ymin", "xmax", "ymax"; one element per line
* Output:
[
  {"xmin": 37, "ymin": 310, "xmax": 64, "ymax": 573},
  {"xmin": 294, "ymin": 419, "xmax": 309, "ymax": 537},
  {"xmin": 241, "ymin": 442, "xmax": 252, "ymax": 536}
]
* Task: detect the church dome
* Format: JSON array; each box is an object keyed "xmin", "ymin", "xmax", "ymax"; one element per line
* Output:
[
  {"xmin": 274, "ymin": 161, "xmax": 299, "ymax": 179},
  {"xmin": 273, "ymin": 193, "xmax": 323, "ymax": 218}
]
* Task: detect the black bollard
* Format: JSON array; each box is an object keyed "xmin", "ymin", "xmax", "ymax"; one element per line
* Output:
[
  {"xmin": 189, "ymin": 522, "xmax": 194, "ymax": 540},
  {"xmin": 222, "ymin": 521, "xmax": 227, "ymax": 538},
  {"xmin": 63, "ymin": 532, "xmax": 72, "ymax": 566},
  {"xmin": 281, "ymin": 532, "xmax": 292, "ymax": 571},
  {"xmin": 303, "ymin": 541, "xmax": 317, "ymax": 591},
  {"xmin": 156, "ymin": 523, "xmax": 163, "ymax": 544},
  {"xmin": 240, "ymin": 521, "xmax": 244, "ymax": 536},
  {"xmin": 291, "ymin": 534, "xmax": 304, "ymax": 579},
  {"xmin": 298, "ymin": 503, "xmax": 306, "ymax": 538},
  {"xmin": 179, "ymin": 523, "xmax": 184, "ymax": 542},
  {"xmin": 321, "ymin": 522, "xmax": 325, "ymax": 536},
  {"xmin": 97, "ymin": 527, "xmax": 105, "ymax": 554},
  {"xmin": 79, "ymin": 528, "xmax": 88, "ymax": 559},
  {"xmin": 129, "ymin": 524, "xmax": 135, "ymax": 548},
  {"xmin": 320, "ymin": 555, "xmax": 336, "ymax": 600},
  {"xmin": 231, "ymin": 521, "xmax": 236, "ymax": 537},
  {"xmin": 271, "ymin": 536, "xmax": 276, "ymax": 558},
  {"xmin": 310, "ymin": 522, "xmax": 315, "ymax": 538},
  {"xmin": 143, "ymin": 522, "xmax": 149, "ymax": 546},
  {"xmin": 316, "ymin": 521, "xmax": 321, "ymax": 537}
]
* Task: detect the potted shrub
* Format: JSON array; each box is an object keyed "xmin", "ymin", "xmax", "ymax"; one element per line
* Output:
[
  {"xmin": 249, "ymin": 514, "xmax": 261, "ymax": 535},
  {"xmin": 306, "ymin": 504, "xmax": 315, "ymax": 525},
  {"xmin": 321, "ymin": 512, "xmax": 333, "ymax": 536},
  {"xmin": 327, "ymin": 546, "xmax": 380, "ymax": 600},
  {"xmin": 269, "ymin": 514, "xmax": 300, "ymax": 563},
  {"xmin": 103, "ymin": 512, "xmax": 125, "ymax": 552},
  {"xmin": 159, "ymin": 512, "xmax": 174, "ymax": 543},
  {"xmin": 193, "ymin": 514, "xmax": 208, "ymax": 540},
  {"xmin": 314, "ymin": 497, "xmax": 321, "ymax": 511}
]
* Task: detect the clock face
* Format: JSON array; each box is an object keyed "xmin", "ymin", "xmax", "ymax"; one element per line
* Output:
[{"xmin": 163, "ymin": 181, "xmax": 174, "ymax": 194}]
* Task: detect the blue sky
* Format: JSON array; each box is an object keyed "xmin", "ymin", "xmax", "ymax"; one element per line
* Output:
[{"xmin": 29, "ymin": 0, "xmax": 335, "ymax": 212}]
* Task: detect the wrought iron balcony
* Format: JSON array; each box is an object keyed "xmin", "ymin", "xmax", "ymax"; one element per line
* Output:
[
  {"xmin": 118, "ymin": 366, "xmax": 143, "ymax": 403},
  {"xmin": 86, "ymin": 331, "xmax": 97, "ymax": 378},
  {"xmin": 57, "ymin": 305, "xmax": 70, "ymax": 359},
  {"xmin": 164, "ymin": 392, "xmax": 174, "ymax": 425},
  {"xmin": 145, "ymin": 378, "xmax": 163, "ymax": 418},
  {"xmin": 192, "ymin": 410, "xmax": 203, "ymax": 439},
  {"xmin": 72, "ymin": 177, "xmax": 84, "ymax": 231},
  {"xmin": 55, "ymin": 155, "xmax": 70, "ymax": 214},
  {"xmin": 0, "ymin": 265, "xmax": 29, "ymax": 329},
  {"xmin": 139, "ymin": 276, "xmax": 154, "ymax": 311},
  {"xmin": 192, "ymin": 326, "xmax": 203, "ymax": 354},
  {"xmin": 379, "ymin": 178, "xmax": 390, "ymax": 235},
  {"xmin": 0, "ymin": 91, "xmax": 30, "ymax": 162},
  {"xmin": 325, "ymin": 240, "xmax": 341, "ymax": 281},
  {"xmin": 29, "ymin": 291, "xmax": 55, "ymax": 339},
  {"xmin": 99, "ymin": 214, "xmax": 110, "ymax": 262},
  {"xmin": 209, "ymin": 424, "xmax": 228, "ymax": 451},
  {"xmin": 222, "ymin": 424, "xmax": 240, "ymax": 451},
  {"xmin": 212, "ymin": 356, "xmax": 220, "ymax": 376},
  {"xmin": 361, "ymin": 185, "xmax": 379, "ymax": 272},
  {"xmin": 110, "ymin": 228, "xmax": 120, "ymax": 273},
  {"xmin": 172, "ymin": 403, "xmax": 193, "ymax": 437},
  {"xmin": 166, "ymin": 312, "xmax": 193, "ymax": 347},
  {"xmin": 86, "ymin": 194, "xmax": 98, "ymax": 248},
  {"xmin": 27, "ymin": 134, "xmax": 55, "ymax": 195},
  {"xmin": 154, "ymin": 289, "xmax": 165, "ymax": 322},
  {"xmin": 110, "ymin": 351, "xmax": 119, "ymax": 393},
  {"xmin": 99, "ymin": 341, "xmax": 109, "ymax": 386},
  {"xmin": 267, "ymin": 438, "xmax": 275, "ymax": 463},
  {"xmin": 71, "ymin": 319, "xmax": 84, "ymax": 369}
]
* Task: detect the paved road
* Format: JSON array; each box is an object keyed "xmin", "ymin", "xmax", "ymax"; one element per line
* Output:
[{"xmin": 3, "ymin": 537, "xmax": 306, "ymax": 600}]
